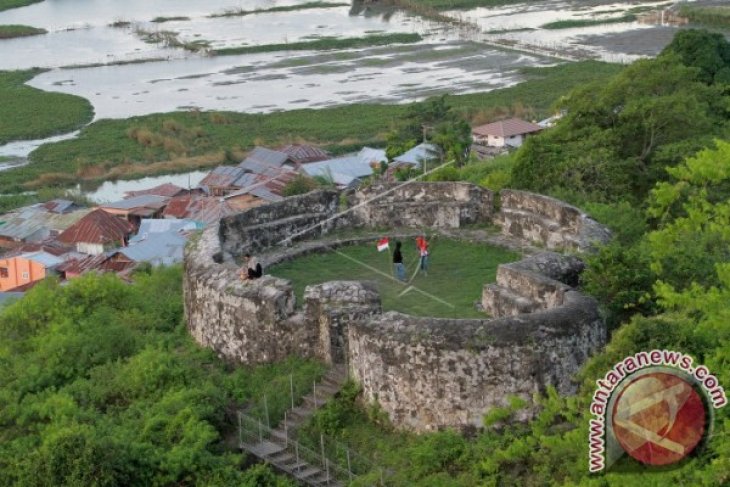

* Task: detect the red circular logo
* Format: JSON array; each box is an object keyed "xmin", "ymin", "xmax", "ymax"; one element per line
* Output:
[{"xmin": 611, "ymin": 372, "xmax": 706, "ymax": 466}]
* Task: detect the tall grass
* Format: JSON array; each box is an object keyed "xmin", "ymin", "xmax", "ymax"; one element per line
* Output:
[
  {"xmin": 213, "ymin": 33, "xmax": 423, "ymax": 56},
  {"xmin": 0, "ymin": 69, "xmax": 93, "ymax": 145}
]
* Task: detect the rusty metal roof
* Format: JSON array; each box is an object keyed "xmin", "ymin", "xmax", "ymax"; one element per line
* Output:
[
  {"xmin": 57, "ymin": 209, "xmax": 135, "ymax": 245},
  {"xmin": 279, "ymin": 144, "xmax": 331, "ymax": 164},
  {"xmin": 125, "ymin": 183, "xmax": 185, "ymax": 198}
]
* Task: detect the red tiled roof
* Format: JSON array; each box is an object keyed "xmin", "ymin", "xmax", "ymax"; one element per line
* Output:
[
  {"xmin": 56, "ymin": 209, "xmax": 134, "ymax": 245},
  {"xmin": 278, "ymin": 144, "xmax": 331, "ymax": 164},
  {"xmin": 125, "ymin": 183, "xmax": 185, "ymax": 198},
  {"xmin": 472, "ymin": 118, "xmax": 542, "ymax": 138}
]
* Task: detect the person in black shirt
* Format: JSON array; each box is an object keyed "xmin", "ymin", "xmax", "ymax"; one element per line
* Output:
[
  {"xmin": 240, "ymin": 253, "xmax": 263, "ymax": 280},
  {"xmin": 392, "ymin": 241, "xmax": 406, "ymax": 281}
]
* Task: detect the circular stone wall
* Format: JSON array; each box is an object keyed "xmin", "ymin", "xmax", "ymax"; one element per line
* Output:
[{"xmin": 183, "ymin": 182, "xmax": 610, "ymax": 431}]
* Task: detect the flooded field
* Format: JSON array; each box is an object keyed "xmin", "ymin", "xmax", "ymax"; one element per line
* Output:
[{"xmin": 0, "ymin": 0, "xmax": 714, "ymax": 158}]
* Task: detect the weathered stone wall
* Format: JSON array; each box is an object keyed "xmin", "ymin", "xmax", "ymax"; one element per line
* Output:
[
  {"xmin": 219, "ymin": 190, "xmax": 342, "ymax": 260},
  {"xmin": 304, "ymin": 281, "xmax": 381, "ymax": 365},
  {"xmin": 496, "ymin": 189, "xmax": 611, "ymax": 251},
  {"xmin": 349, "ymin": 290, "xmax": 605, "ymax": 432},
  {"xmin": 350, "ymin": 182, "xmax": 493, "ymax": 229}
]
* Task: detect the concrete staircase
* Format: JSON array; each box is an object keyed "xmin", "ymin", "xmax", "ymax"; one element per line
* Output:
[{"xmin": 239, "ymin": 365, "xmax": 350, "ymax": 486}]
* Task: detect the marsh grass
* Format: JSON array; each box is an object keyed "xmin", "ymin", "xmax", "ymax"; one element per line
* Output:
[
  {"xmin": 150, "ymin": 16, "xmax": 190, "ymax": 23},
  {"xmin": 541, "ymin": 14, "xmax": 637, "ymax": 30},
  {"xmin": 0, "ymin": 69, "xmax": 93, "ymax": 146},
  {"xmin": 0, "ymin": 0, "xmax": 42, "ymax": 12},
  {"xmin": 213, "ymin": 33, "xmax": 423, "ymax": 56},
  {"xmin": 209, "ymin": 1, "xmax": 349, "ymax": 18},
  {"xmin": 0, "ymin": 24, "xmax": 46, "ymax": 39}
]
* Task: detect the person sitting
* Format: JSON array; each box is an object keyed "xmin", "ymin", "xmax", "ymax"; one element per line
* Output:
[{"xmin": 240, "ymin": 253, "xmax": 262, "ymax": 280}]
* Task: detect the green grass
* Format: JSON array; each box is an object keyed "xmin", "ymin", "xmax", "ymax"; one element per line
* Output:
[
  {"xmin": 0, "ymin": 0, "xmax": 42, "ymax": 12},
  {"xmin": 0, "ymin": 69, "xmax": 93, "ymax": 146},
  {"xmin": 0, "ymin": 24, "xmax": 46, "ymax": 39},
  {"xmin": 0, "ymin": 60, "xmax": 622, "ymax": 193},
  {"xmin": 541, "ymin": 14, "xmax": 636, "ymax": 30},
  {"xmin": 269, "ymin": 238, "xmax": 518, "ymax": 318},
  {"xmin": 213, "ymin": 33, "xmax": 423, "ymax": 56},
  {"xmin": 210, "ymin": 1, "xmax": 349, "ymax": 18},
  {"xmin": 679, "ymin": 5, "xmax": 730, "ymax": 27}
]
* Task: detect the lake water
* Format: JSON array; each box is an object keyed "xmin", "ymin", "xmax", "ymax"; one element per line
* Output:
[
  {"xmin": 0, "ymin": 0, "xmax": 698, "ymax": 159},
  {"xmin": 78, "ymin": 170, "xmax": 209, "ymax": 203}
]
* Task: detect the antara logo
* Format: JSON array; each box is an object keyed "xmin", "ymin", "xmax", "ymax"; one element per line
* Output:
[{"xmin": 588, "ymin": 350, "xmax": 726, "ymax": 472}]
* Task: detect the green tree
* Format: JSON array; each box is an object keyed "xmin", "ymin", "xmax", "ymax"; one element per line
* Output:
[{"xmin": 662, "ymin": 28, "xmax": 730, "ymax": 85}]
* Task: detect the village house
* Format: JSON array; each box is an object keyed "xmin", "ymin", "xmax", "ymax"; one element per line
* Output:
[
  {"xmin": 471, "ymin": 117, "xmax": 542, "ymax": 148},
  {"xmin": 239, "ymin": 146, "xmax": 299, "ymax": 173},
  {"xmin": 56, "ymin": 209, "xmax": 135, "ymax": 256},
  {"xmin": 0, "ymin": 250, "xmax": 64, "ymax": 291},
  {"xmin": 99, "ymin": 195, "xmax": 169, "ymax": 227},
  {"xmin": 0, "ymin": 204, "xmax": 91, "ymax": 249}
]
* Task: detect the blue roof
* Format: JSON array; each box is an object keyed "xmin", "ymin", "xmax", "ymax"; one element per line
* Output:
[
  {"xmin": 20, "ymin": 251, "xmax": 64, "ymax": 268},
  {"xmin": 393, "ymin": 143, "xmax": 440, "ymax": 166},
  {"xmin": 117, "ymin": 231, "xmax": 187, "ymax": 266},
  {"xmin": 129, "ymin": 218, "xmax": 199, "ymax": 244}
]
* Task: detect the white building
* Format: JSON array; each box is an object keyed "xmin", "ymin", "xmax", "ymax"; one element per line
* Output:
[{"xmin": 472, "ymin": 118, "xmax": 542, "ymax": 148}]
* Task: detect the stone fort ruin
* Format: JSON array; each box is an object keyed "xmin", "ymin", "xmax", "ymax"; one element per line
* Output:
[{"xmin": 184, "ymin": 183, "xmax": 610, "ymax": 432}]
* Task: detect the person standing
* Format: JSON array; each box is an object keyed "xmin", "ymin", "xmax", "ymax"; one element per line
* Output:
[
  {"xmin": 393, "ymin": 240, "xmax": 406, "ymax": 282},
  {"xmin": 416, "ymin": 235, "xmax": 429, "ymax": 275}
]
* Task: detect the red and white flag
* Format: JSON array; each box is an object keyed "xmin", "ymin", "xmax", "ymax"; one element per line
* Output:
[{"xmin": 376, "ymin": 237, "xmax": 389, "ymax": 252}]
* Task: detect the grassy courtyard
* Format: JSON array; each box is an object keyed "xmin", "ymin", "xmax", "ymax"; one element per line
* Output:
[{"xmin": 270, "ymin": 237, "xmax": 518, "ymax": 318}]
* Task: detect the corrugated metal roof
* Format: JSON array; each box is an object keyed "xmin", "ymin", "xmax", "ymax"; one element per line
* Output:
[
  {"xmin": 302, "ymin": 155, "xmax": 374, "ymax": 187},
  {"xmin": 472, "ymin": 118, "xmax": 542, "ymax": 138},
  {"xmin": 240, "ymin": 147, "xmax": 291, "ymax": 170},
  {"xmin": 125, "ymin": 183, "xmax": 185, "ymax": 198},
  {"xmin": 393, "ymin": 143, "xmax": 440, "ymax": 166},
  {"xmin": 357, "ymin": 147, "xmax": 387, "ymax": 164},
  {"xmin": 279, "ymin": 144, "xmax": 331, "ymax": 164},
  {"xmin": 57, "ymin": 209, "xmax": 135, "ymax": 245},
  {"xmin": 100, "ymin": 194, "xmax": 169, "ymax": 210},
  {"xmin": 0, "ymin": 206, "xmax": 91, "ymax": 241},
  {"xmin": 116, "ymin": 230, "xmax": 187, "ymax": 265},
  {"xmin": 129, "ymin": 219, "xmax": 199, "ymax": 244},
  {"xmin": 162, "ymin": 195, "xmax": 194, "ymax": 219},
  {"xmin": 199, "ymin": 166, "xmax": 247, "ymax": 189},
  {"xmin": 42, "ymin": 199, "xmax": 76, "ymax": 214}
]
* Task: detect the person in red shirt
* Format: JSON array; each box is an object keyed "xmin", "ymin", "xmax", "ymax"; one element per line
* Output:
[{"xmin": 416, "ymin": 235, "xmax": 429, "ymax": 276}]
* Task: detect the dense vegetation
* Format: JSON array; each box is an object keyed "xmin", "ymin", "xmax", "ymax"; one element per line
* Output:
[
  {"xmin": 270, "ymin": 238, "xmax": 518, "ymax": 318},
  {"xmin": 0, "ymin": 69, "xmax": 93, "ymax": 145},
  {"xmin": 0, "ymin": 266, "xmax": 324, "ymax": 486},
  {"xmin": 0, "ymin": 60, "xmax": 621, "ymax": 193},
  {"xmin": 0, "ymin": 24, "xmax": 46, "ymax": 39},
  {"xmin": 292, "ymin": 29, "xmax": 730, "ymax": 485}
]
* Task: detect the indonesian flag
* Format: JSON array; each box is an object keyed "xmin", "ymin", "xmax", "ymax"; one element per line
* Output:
[{"xmin": 376, "ymin": 237, "xmax": 389, "ymax": 252}]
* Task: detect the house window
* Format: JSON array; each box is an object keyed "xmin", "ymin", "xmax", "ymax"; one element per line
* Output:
[
  {"xmin": 0, "ymin": 267, "xmax": 8, "ymax": 278},
  {"xmin": 21, "ymin": 271, "xmax": 29, "ymax": 280}
]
